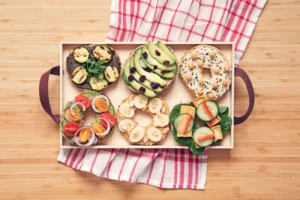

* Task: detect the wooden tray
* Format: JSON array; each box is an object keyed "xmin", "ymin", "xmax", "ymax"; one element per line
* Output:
[{"xmin": 59, "ymin": 42, "xmax": 235, "ymax": 149}]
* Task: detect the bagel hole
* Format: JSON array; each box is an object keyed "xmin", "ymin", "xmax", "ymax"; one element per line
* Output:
[
  {"xmin": 80, "ymin": 109, "xmax": 97, "ymax": 125},
  {"xmin": 202, "ymin": 67, "xmax": 212, "ymax": 79},
  {"xmin": 133, "ymin": 109, "xmax": 152, "ymax": 126}
]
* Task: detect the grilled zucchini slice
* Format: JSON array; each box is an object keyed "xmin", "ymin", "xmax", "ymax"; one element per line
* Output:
[
  {"xmin": 104, "ymin": 66, "xmax": 119, "ymax": 83},
  {"xmin": 73, "ymin": 47, "xmax": 89, "ymax": 63},
  {"xmin": 93, "ymin": 45, "xmax": 112, "ymax": 63},
  {"xmin": 71, "ymin": 66, "xmax": 88, "ymax": 84},
  {"xmin": 89, "ymin": 77, "xmax": 108, "ymax": 91}
]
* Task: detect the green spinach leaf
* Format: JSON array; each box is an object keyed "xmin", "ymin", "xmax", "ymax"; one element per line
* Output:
[{"xmin": 218, "ymin": 106, "xmax": 228, "ymax": 114}]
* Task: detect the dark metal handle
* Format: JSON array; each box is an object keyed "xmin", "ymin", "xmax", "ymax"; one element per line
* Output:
[
  {"xmin": 234, "ymin": 67, "xmax": 255, "ymax": 125},
  {"xmin": 39, "ymin": 66, "xmax": 60, "ymax": 124}
]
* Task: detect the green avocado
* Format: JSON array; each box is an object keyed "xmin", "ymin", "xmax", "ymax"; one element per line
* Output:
[
  {"xmin": 133, "ymin": 48, "xmax": 167, "ymax": 86},
  {"xmin": 123, "ymin": 58, "xmax": 157, "ymax": 98},
  {"xmin": 141, "ymin": 46, "xmax": 176, "ymax": 71},
  {"xmin": 141, "ymin": 58, "xmax": 175, "ymax": 79},
  {"xmin": 129, "ymin": 58, "xmax": 163, "ymax": 93},
  {"xmin": 147, "ymin": 41, "xmax": 175, "ymax": 65},
  {"xmin": 157, "ymin": 41, "xmax": 177, "ymax": 62}
]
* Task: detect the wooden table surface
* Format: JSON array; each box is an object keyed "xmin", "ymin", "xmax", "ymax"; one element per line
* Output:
[{"xmin": 1, "ymin": 0, "xmax": 300, "ymax": 199}]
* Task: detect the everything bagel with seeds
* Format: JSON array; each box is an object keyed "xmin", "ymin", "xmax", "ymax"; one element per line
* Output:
[{"xmin": 180, "ymin": 45, "xmax": 232, "ymax": 100}]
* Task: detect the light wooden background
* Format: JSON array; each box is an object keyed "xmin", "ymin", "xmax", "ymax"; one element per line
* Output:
[{"xmin": 0, "ymin": 0, "xmax": 300, "ymax": 199}]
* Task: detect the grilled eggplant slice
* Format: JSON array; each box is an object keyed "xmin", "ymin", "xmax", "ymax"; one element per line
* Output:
[
  {"xmin": 71, "ymin": 66, "xmax": 88, "ymax": 84},
  {"xmin": 93, "ymin": 45, "xmax": 112, "ymax": 63},
  {"xmin": 104, "ymin": 66, "xmax": 119, "ymax": 83},
  {"xmin": 73, "ymin": 47, "xmax": 89, "ymax": 63},
  {"xmin": 89, "ymin": 77, "xmax": 108, "ymax": 91}
]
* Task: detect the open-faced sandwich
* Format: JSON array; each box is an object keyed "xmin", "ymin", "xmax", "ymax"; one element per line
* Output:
[
  {"xmin": 66, "ymin": 44, "xmax": 121, "ymax": 91},
  {"xmin": 180, "ymin": 45, "xmax": 232, "ymax": 100},
  {"xmin": 61, "ymin": 91, "xmax": 116, "ymax": 146},
  {"xmin": 116, "ymin": 94, "xmax": 170, "ymax": 145},
  {"xmin": 169, "ymin": 96, "xmax": 232, "ymax": 154},
  {"xmin": 123, "ymin": 41, "xmax": 178, "ymax": 97}
]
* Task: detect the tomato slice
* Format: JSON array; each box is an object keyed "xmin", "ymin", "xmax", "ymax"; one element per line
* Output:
[
  {"xmin": 75, "ymin": 95, "xmax": 91, "ymax": 109},
  {"xmin": 64, "ymin": 122, "xmax": 81, "ymax": 137},
  {"xmin": 100, "ymin": 112, "xmax": 116, "ymax": 128}
]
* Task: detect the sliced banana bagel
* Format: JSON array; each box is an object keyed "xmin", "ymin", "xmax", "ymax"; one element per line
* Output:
[{"xmin": 116, "ymin": 94, "xmax": 170, "ymax": 146}]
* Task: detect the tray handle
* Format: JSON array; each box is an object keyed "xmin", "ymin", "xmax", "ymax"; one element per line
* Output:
[
  {"xmin": 39, "ymin": 66, "xmax": 60, "ymax": 124},
  {"xmin": 234, "ymin": 67, "xmax": 255, "ymax": 125}
]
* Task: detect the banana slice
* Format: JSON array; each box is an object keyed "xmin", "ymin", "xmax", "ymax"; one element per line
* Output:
[
  {"xmin": 134, "ymin": 94, "xmax": 148, "ymax": 109},
  {"xmin": 118, "ymin": 119, "xmax": 135, "ymax": 132},
  {"xmin": 119, "ymin": 103, "xmax": 135, "ymax": 118},
  {"xmin": 153, "ymin": 113, "xmax": 169, "ymax": 127},
  {"xmin": 148, "ymin": 98, "xmax": 163, "ymax": 113},
  {"xmin": 147, "ymin": 127, "xmax": 162, "ymax": 142},
  {"xmin": 129, "ymin": 126, "xmax": 145, "ymax": 143}
]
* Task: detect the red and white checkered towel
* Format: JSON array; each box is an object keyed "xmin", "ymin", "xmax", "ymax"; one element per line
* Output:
[{"xmin": 58, "ymin": 0, "xmax": 266, "ymax": 189}]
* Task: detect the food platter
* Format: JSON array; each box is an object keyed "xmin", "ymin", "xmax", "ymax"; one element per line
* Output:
[{"xmin": 59, "ymin": 42, "xmax": 235, "ymax": 151}]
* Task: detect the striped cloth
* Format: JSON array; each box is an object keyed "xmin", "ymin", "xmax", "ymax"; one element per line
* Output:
[{"xmin": 58, "ymin": 0, "xmax": 266, "ymax": 189}]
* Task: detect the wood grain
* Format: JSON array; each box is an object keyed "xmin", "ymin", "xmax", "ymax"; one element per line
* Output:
[{"xmin": 0, "ymin": 0, "xmax": 300, "ymax": 199}]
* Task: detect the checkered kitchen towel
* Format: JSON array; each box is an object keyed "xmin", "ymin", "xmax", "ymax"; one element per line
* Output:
[{"xmin": 58, "ymin": 0, "xmax": 267, "ymax": 189}]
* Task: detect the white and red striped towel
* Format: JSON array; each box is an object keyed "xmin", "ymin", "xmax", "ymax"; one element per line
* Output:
[{"xmin": 58, "ymin": 0, "xmax": 266, "ymax": 189}]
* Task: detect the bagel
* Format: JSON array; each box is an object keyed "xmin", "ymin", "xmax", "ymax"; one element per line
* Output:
[
  {"xmin": 66, "ymin": 44, "xmax": 121, "ymax": 91},
  {"xmin": 116, "ymin": 94, "xmax": 170, "ymax": 145},
  {"xmin": 122, "ymin": 41, "xmax": 178, "ymax": 98},
  {"xmin": 180, "ymin": 45, "xmax": 232, "ymax": 100},
  {"xmin": 61, "ymin": 91, "xmax": 116, "ymax": 146}
]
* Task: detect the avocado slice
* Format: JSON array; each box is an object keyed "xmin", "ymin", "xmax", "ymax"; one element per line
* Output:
[
  {"xmin": 141, "ymin": 58, "xmax": 175, "ymax": 79},
  {"xmin": 134, "ymin": 48, "xmax": 167, "ymax": 87},
  {"xmin": 129, "ymin": 58, "xmax": 163, "ymax": 93},
  {"xmin": 123, "ymin": 58, "xmax": 157, "ymax": 98},
  {"xmin": 147, "ymin": 41, "xmax": 175, "ymax": 65},
  {"xmin": 141, "ymin": 46, "xmax": 176, "ymax": 71},
  {"xmin": 157, "ymin": 41, "xmax": 177, "ymax": 62}
]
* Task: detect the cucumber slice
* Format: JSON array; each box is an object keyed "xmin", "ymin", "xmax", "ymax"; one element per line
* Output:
[
  {"xmin": 193, "ymin": 127, "xmax": 215, "ymax": 147},
  {"xmin": 196, "ymin": 100, "xmax": 219, "ymax": 122},
  {"xmin": 174, "ymin": 114, "xmax": 194, "ymax": 134}
]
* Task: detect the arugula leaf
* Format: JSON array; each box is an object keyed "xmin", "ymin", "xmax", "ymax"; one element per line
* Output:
[{"xmin": 83, "ymin": 59, "xmax": 107, "ymax": 78}]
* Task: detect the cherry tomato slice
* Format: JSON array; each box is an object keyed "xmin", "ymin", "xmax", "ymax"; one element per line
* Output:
[
  {"xmin": 75, "ymin": 95, "xmax": 91, "ymax": 109},
  {"xmin": 64, "ymin": 122, "xmax": 81, "ymax": 137},
  {"xmin": 100, "ymin": 112, "xmax": 116, "ymax": 128}
]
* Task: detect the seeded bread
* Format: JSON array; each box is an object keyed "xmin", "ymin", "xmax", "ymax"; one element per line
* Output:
[{"xmin": 180, "ymin": 45, "xmax": 232, "ymax": 100}]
